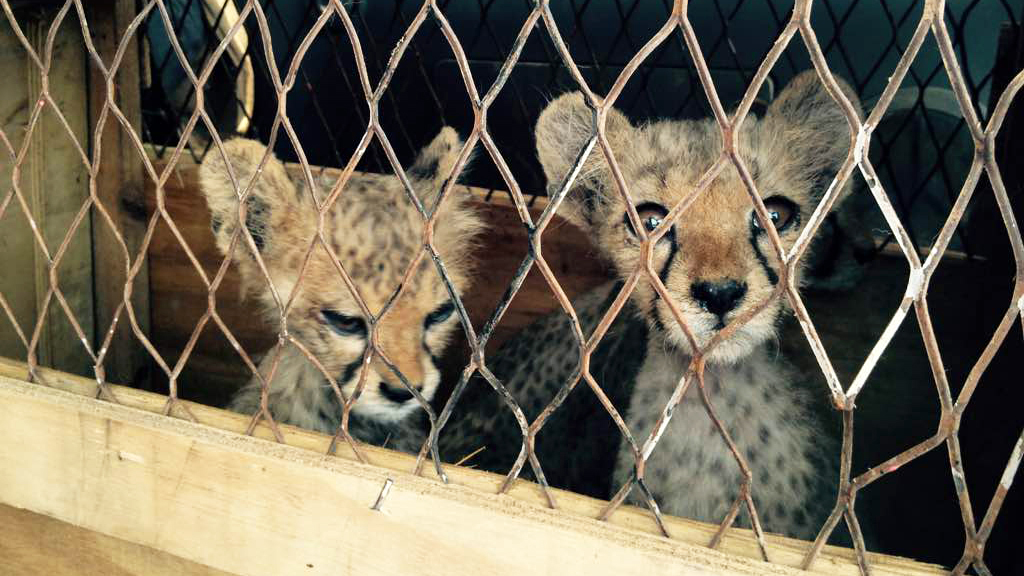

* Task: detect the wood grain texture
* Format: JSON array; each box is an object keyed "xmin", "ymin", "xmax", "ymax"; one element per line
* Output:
[
  {"xmin": 0, "ymin": 358, "xmax": 945, "ymax": 576},
  {"xmin": 0, "ymin": 8, "xmax": 94, "ymax": 376},
  {"xmin": 0, "ymin": 504, "xmax": 236, "ymax": 576},
  {"xmin": 0, "ymin": 17, "xmax": 38, "ymax": 365},
  {"xmin": 88, "ymin": 0, "xmax": 151, "ymax": 388}
]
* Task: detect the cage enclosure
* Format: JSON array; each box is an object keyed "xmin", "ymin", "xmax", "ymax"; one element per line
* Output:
[{"xmin": 1, "ymin": 1, "xmax": 1023, "ymax": 575}]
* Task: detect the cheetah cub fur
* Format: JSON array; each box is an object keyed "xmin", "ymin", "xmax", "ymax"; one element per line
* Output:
[
  {"xmin": 444, "ymin": 71, "xmax": 863, "ymax": 541},
  {"xmin": 199, "ymin": 128, "xmax": 484, "ymax": 452}
]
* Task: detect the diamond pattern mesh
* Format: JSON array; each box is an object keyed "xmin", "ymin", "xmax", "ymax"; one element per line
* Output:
[{"xmin": 1, "ymin": 1, "xmax": 1022, "ymax": 574}]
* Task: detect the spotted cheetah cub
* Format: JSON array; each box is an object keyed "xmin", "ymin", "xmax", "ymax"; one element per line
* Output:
[
  {"xmin": 443, "ymin": 71, "xmax": 862, "ymax": 540},
  {"xmin": 199, "ymin": 128, "xmax": 483, "ymax": 452},
  {"xmin": 552, "ymin": 71, "xmax": 862, "ymax": 538}
]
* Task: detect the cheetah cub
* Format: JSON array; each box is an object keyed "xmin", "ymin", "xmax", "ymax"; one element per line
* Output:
[
  {"xmin": 444, "ymin": 71, "xmax": 862, "ymax": 541},
  {"xmin": 199, "ymin": 128, "xmax": 483, "ymax": 452},
  {"xmin": 549, "ymin": 71, "xmax": 862, "ymax": 539}
]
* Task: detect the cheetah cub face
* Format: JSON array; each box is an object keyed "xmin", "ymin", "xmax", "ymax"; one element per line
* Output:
[
  {"xmin": 200, "ymin": 128, "xmax": 483, "ymax": 423},
  {"xmin": 536, "ymin": 71, "xmax": 862, "ymax": 364}
]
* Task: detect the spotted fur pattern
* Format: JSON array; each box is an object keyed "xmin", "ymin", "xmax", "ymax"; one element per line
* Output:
[
  {"xmin": 199, "ymin": 128, "xmax": 484, "ymax": 452},
  {"xmin": 443, "ymin": 71, "xmax": 863, "ymax": 541},
  {"xmin": 440, "ymin": 282, "xmax": 647, "ymax": 498}
]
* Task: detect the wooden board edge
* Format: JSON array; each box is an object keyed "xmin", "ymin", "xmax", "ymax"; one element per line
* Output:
[
  {"xmin": 0, "ymin": 358, "xmax": 944, "ymax": 576},
  {"xmin": 0, "ymin": 374, "xmax": 792, "ymax": 576},
  {"xmin": 0, "ymin": 503, "xmax": 238, "ymax": 576}
]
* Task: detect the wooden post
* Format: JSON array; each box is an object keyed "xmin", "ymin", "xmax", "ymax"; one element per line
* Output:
[
  {"xmin": 0, "ymin": 504, "xmax": 234, "ymax": 576},
  {"xmin": 87, "ymin": 0, "xmax": 151, "ymax": 388},
  {"xmin": 0, "ymin": 4, "xmax": 95, "ymax": 377}
]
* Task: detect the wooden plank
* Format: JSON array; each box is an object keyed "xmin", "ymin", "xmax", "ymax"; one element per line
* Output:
[
  {"xmin": 87, "ymin": 0, "xmax": 151, "ymax": 388},
  {"xmin": 0, "ymin": 6, "xmax": 94, "ymax": 376},
  {"xmin": 0, "ymin": 358, "xmax": 945, "ymax": 576},
  {"xmin": 0, "ymin": 503, "xmax": 236, "ymax": 576},
  {"xmin": 25, "ymin": 10, "xmax": 95, "ymax": 376},
  {"xmin": 0, "ymin": 15, "xmax": 37, "ymax": 364}
]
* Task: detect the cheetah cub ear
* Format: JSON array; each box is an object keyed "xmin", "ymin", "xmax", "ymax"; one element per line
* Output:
[
  {"xmin": 198, "ymin": 138, "xmax": 315, "ymax": 284},
  {"xmin": 761, "ymin": 70, "xmax": 864, "ymax": 202},
  {"xmin": 534, "ymin": 92, "xmax": 635, "ymax": 229},
  {"xmin": 407, "ymin": 127, "xmax": 485, "ymax": 262},
  {"xmin": 408, "ymin": 126, "xmax": 465, "ymax": 192}
]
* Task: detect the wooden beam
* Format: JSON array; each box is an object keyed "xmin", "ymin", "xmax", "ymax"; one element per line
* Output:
[
  {"xmin": 0, "ymin": 4, "xmax": 95, "ymax": 376},
  {"xmin": 87, "ymin": 0, "xmax": 151, "ymax": 388},
  {"xmin": 0, "ymin": 359, "xmax": 944, "ymax": 576},
  {"xmin": 0, "ymin": 504, "xmax": 236, "ymax": 576}
]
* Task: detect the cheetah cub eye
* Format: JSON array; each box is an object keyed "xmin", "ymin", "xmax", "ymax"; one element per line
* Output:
[
  {"xmin": 752, "ymin": 196, "xmax": 798, "ymax": 233},
  {"xmin": 320, "ymin": 310, "xmax": 367, "ymax": 337},
  {"xmin": 625, "ymin": 202, "xmax": 671, "ymax": 238},
  {"xmin": 424, "ymin": 301, "xmax": 455, "ymax": 329}
]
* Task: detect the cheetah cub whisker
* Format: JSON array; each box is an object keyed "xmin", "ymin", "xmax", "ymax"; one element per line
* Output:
[{"xmin": 199, "ymin": 128, "xmax": 484, "ymax": 452}]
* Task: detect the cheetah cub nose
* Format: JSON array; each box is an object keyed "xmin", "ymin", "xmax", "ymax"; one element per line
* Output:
[
  {"xmin": 379, "ymin": 382, "xmax": 418, "ymax": 403},
  {"xmin": 690, "ymin": 279, "xmax": 748, "ymax": 325}
]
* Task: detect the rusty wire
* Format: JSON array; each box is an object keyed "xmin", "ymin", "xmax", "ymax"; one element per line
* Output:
[{"xmin": 1, "ymin": 0, "xmax": 1023, "ymax": 574}]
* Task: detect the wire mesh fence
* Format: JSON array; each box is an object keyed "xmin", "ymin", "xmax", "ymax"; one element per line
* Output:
[
  {"xmin": 142, "ymin": 0, "xmax": 1021, "ymax": 258},
  {"xmin": 1, "ymin": 1, "xmax": 1023, "ymax": 575}
]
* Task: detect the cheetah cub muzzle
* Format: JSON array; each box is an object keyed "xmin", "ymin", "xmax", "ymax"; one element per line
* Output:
[
  {"xmin": 199, "ymin": 128, "xmax": 484, "ymax": 452},
  {"xmin": 442, "ymin": 71, "xmax": 865, "ymax": 542}
]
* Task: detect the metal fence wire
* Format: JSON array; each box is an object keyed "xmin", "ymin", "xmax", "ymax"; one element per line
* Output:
[
  {"xmin": 142, "ymin": 0, "xmax": 1019, "ymax": 258},
  {"xmin": 1, "ymin": 1, "xmax": 1023, "ymax": 575}
]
